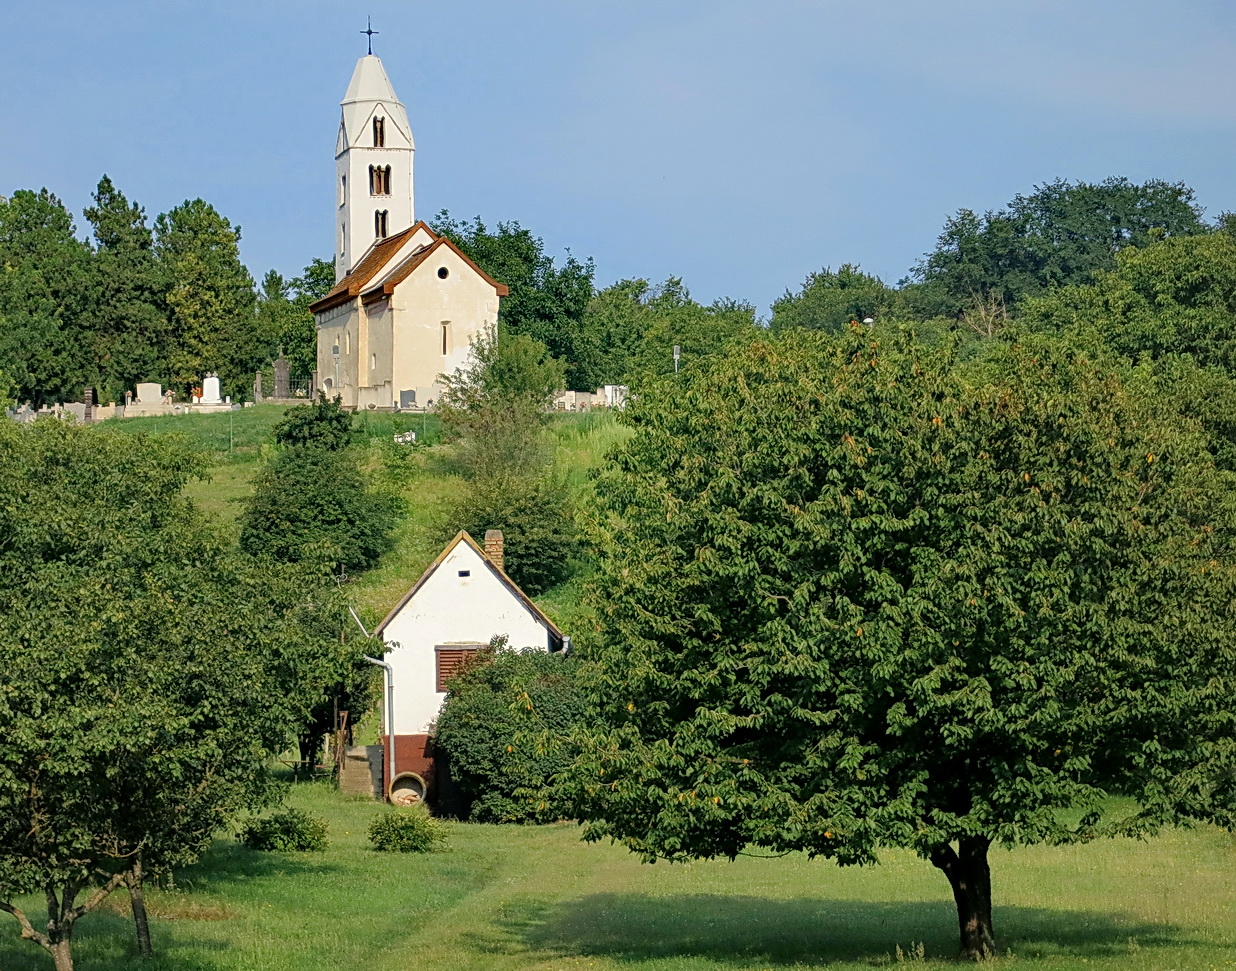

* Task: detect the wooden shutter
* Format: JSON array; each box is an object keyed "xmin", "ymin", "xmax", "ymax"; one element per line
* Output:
[{"xmin": 436, "ymin": 646, "xmax": 480, "ymax": 692}]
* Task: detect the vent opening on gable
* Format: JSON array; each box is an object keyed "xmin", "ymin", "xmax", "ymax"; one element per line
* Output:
[{"xmin": 457, "ymin": 570, "xmax": 470, "ymax": 577}]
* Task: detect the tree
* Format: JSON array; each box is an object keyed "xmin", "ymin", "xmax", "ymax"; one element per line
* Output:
[
  {"xmin": 1023, "ymin": 231, "xmax": 1236, "ymax": 375},
  {"xmin": 622, "ymin": 278, "xmax": 758, "ymax": 384},
  {"xmin": 431, "ymin": 211, "xmax": 596, "ymax": 388},
  {"xmin": 83, "ymin": 175, "xmax": 169, "ymax": 400},
  {"xmin": 255, "ymin": 257, "xmax": 333, "ymax": 375},
  {"xmin": 154, "ymin": 198, "xmax": 258, "ymax": 394},
  {"xmin": 0, "ymin": 419, "xmax": 369, "ymax": 970},
  {"xmin": 437, "ymin": 326, "xmax": 576, "ymax": 594},
  {"xmin": 770, "ymin": 264, "xmax": 897, "ymax": 333},
  {"xmin": 0, "ymin": 189, "xmax": 94, "ymax": 404},
  {"xmin": 564, "ymin": 327, "xmax": 1236, "ymax": 959},
  {"xmin": 434, "ymin": 640, "xmax": 584, "ymax": 821},
  {"xmin": 912, "ymin": 178, "xmax": 1206, "ymax": 318},
  {"xmin": 239, "ymin": 396, "xmax": 399, "ymax": 574}
]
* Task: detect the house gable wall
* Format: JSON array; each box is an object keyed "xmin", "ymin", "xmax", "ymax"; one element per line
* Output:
[{"xmin": 380, "ymin": 541, "xmax": 551, "ymax": 734}]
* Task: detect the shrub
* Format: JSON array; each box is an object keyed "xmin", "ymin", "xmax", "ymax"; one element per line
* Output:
[
  {"xmin": 433, "ymin": 643, "xmax": 583, "ymax": 822},
  {"xmin": 450, "ymin": 472, "xmax": 577, "ymax": 596},
  {"xmin": 239, "ymin": 808, "xmax": 329, "ymax": 852},
  {"xmin": 238, "ymin": 447, "xmax": 400, "ymax": 572},
  {"xmin": 367, "ymin": 806, "xmax": 446, "ymax": 852}
]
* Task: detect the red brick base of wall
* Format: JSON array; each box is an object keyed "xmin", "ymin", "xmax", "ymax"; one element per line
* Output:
[{"xmin": 381, "ymin": 734, "xmax": 435, "ymax": 800}]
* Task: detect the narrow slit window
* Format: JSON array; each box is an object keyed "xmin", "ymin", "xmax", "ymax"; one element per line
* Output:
[
  {"xmin": 373, "ymin": 116, "xmax": 386, "ymax": 147},
  {"xmin": 441, "ymin": 320, "xmax": 450, "ymax": 356},
  {"xmin": 375, "ymin": 210, "xmax": 389, "ymax": 238},
  {"xmin": 340, "ymin": 175, "xmax": 346, "ymax": 205}
]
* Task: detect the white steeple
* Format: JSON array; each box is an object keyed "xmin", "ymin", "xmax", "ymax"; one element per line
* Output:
[{"xmin": 335, "ymin": 53, "xmax": 415, "ymax": 281}]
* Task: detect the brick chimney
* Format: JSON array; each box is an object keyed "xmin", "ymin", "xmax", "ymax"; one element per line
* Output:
[{"xmin": 484, "ymin": 530, "xmax": 505, "ymax": 571}]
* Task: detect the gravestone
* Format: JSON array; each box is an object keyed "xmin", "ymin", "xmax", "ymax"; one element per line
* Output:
[
  {"xmin": 136, "ymin": 382, "xmax": 162, "ymax": 403},
  {"xmin": 201, "ymin": 373, "xmax": 222, "ymax": 404},
  {"xmin": 273, "ymin": 350, "xmax": 290, "ymax": 399},
  {"xmin": 83, "ymin": 387, "xmax": 94, "ymax": 424}
]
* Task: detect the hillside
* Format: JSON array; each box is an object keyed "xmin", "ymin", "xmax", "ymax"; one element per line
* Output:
[{"xmin": 105, "ymin": 404, "xmax": 626, "ymax": 631}]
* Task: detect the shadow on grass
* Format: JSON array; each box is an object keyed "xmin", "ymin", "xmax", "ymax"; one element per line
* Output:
[
  {"xmin": 484, "ymin": 894, "xmax": 1192, "ymax": 966},
  {"xmin": 0, "ymin": 844, "xmax": 337, "ymax": 971},
  {"xmin": 0, "ymin": 906, "xmax": 228, "ymax": 971}
]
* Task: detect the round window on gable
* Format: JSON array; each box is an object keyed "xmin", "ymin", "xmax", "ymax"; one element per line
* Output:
[{"xmin": 437, "ymin": 266, "xmax": 449, "ymax": 279}]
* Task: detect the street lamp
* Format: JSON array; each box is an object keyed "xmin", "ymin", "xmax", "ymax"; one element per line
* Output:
[{"xmin": 673, "ymin": 344, "xmax": 681, "ymax": 374}]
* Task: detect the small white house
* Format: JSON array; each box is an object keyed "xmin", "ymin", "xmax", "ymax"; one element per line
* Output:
[{"xmin": 372, "ymin": 530, "xmax": 565, "ymax": 802}]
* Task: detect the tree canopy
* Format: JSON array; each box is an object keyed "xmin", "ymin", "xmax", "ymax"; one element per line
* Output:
[
  {"xmin": 565, "ymin": 326, "xmax": 1236, "ymax": 959},
  {"xmin": 912, "ymin": 178, "xmax": 1207, "ymax": 318},
  {"xmin": 0, "ymin": 418, "xmax": 373, "ymax": 970}
]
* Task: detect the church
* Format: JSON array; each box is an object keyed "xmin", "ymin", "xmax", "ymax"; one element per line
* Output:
[{"xmin": 310, "ymin": 48, "xmax": 506, "ymax": 410}]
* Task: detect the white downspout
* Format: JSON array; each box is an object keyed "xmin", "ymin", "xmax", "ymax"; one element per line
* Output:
[{"xmin": 349, "ymin": 607, "xmax": 396, "ymax": 802}]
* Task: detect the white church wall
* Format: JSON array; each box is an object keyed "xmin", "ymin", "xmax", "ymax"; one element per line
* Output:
[{"xmin": 389, "ymin": 246, "xmax": 500, "ymax": 399}]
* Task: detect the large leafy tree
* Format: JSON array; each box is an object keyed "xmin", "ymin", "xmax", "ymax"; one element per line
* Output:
[
  {"xmin": 0, "ymin": 190, "xmax": 93, "ymax": 405},
  {"xmin": 255, "ymin": 257, "xmax": 333, "ymax": 376},
  {"xmin": 154, "ymin": 198, "xmax": 258, "ymax": 394},
  {"xmin": 770, "ymin": 263, "xmax": 897, "ymax": 333},
  {"xmin": 912, "ymin": 178, "xmax": 1206, "ymax": 318},
  {"xmin": 565, "ymin": 327, "xmax": 1236, "ymax": 959},
  {"xmin": 83, "ymin": 175, "xmax": 169, "ymax": 399},
  {"xmin": 0, "ymin": 419, "xmax": 369, "ymax": 970},
  {"xmin": 437, "ymin": 325, "xmax": 576, "ymax": 594},
  {"xmin": 430, "ymin": 211, "xmax": 596, "ymax": 389}
]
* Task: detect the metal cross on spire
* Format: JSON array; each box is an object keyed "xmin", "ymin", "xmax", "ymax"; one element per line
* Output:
[{"xmin": 361, "ymin": 16, "xmax": 379, "ymax": 55}]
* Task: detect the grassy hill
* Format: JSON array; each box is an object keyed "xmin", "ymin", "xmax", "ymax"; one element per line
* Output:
[{"xmin": 105, "ymin": 404, "xmax": 625, "ymax": 630}]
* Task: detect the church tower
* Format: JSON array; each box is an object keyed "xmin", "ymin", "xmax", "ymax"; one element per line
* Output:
[{"xmin": 335, "ymin": 52, "xmax": 414, "ymax": 282}]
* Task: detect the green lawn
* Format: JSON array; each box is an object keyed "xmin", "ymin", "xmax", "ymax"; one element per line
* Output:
[{"xmin": 2, "ymin": 782, "xmax": 1234, "ymax": 970}]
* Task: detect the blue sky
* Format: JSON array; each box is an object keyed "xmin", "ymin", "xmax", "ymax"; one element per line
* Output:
[{"xmin": 2, "ymin": 0, "xmax": 1234, "ymax": 316}]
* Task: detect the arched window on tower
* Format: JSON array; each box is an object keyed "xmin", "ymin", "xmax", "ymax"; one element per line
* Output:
[
  {"xmin": 373, "ymin": 117, "xmax": 386, "ymax": 147},
  {"xmin": 375, "ymin": 210, "xmax": 389, "ymax": 239},
  {"xmin": 369, "ymin": 165, "xmax": 391, "ymax": 196}
]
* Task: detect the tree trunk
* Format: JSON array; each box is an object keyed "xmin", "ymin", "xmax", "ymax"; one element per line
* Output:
[
  {"xmin": 127, "ymin": 856, "xmax": 153, "ymax": 957},
  {"xmin": 50, "ymin": 939, "xmax": 74, "ymax": 971},
  {"xmin": 930, "ymin": 836, "xmax": 995, "ymax": 960}
]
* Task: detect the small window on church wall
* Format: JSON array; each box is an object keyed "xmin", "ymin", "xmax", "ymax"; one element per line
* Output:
[
  {"xmin": 437, "ymin": 266, "xmax": 449, "ymax": 279},
  {"xmin": 371, "ymin": 354, "xmax": 377, "ymax": 371},
  {"xmin": 345, "ymin": 331, "xmax": 351, "ymax": 354},
  {"xmin": 373, "ymin": 117, "xmax": 385, "ymax": 147},
  {"xmin": 375, "ymin": 210, "xmax": 389, "ymax": 238},
  {"xmin": 441, "ymin": 321, "xmax": 450, "ymax": 356},
  {"xmin": 368, "ymin": 165, "xmax": 391, "ymax": 196},
  {"xmin": 339, "ymin": 175, "xmax": 346, "ymax": 206}
]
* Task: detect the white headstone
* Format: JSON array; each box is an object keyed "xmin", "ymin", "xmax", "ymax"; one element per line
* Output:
[
  {"xmin": 136, "ymin": 382, "xmax": 162, "ymax": 403},
  {"xmin": 201, "ymin": 374, "xmax": 222, "ymax": 404}
]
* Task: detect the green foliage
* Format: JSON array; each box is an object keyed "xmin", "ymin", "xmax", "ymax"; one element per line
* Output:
[
  {"xmin": 436, "ymin": 324, "xmax": 577, "ymax": 594},
  {"xmin": 239, "ymin": 809, "xmax": 329, "ymax": 852},
  {"xmin": 274, "ymin": 393, "xmax": 358, "ymax": 451},
  {"xmin": 913, "ymin": 177, "xmax": 1206, "ymax": 317},
  {"xmin": 450, "ymin": 472, "xmax": 578, "ymax": 596},
  {"xmin": 771, "ymin": 264, "xmax": 896, "ymax": 333},
  {"xmin": 1024, "ymin": 231, "xmax": 1236, "ymax": 374},
  {"xmin": 367, "ymin": 806, "xmax": 446, "ymax": 853},
  {"xmin": 255, "ymin": 257, "xmax": 333, "ymax": 376},
  {"xmin": 622, "ymin": 278, "xmax": 759, "ymax": 384},
  {"xmin": 83, "ymin": 175, "xmax": 169, "ymax": 401},
  {"xmin": 155, "ymin": 198, "xmax": 259, "ymax": 394},
  {"xmin": 0, "ymin": 188, "xmax": 94, "ymax": 405},
  {"xmin": 566, "ymin": 326, "xmax": 1236, "ymax": 957},
  {"xmin": 434, "ymin": 643, "xmax": 583, "ymax": 822},
  {"xmin": 431, "ymin": 211, "xmax": 596, "ymax": 389},
  {"xmin": 0, "ymin": 418, "xmax": 371, "ymax": 966},
  {"xmin": 238, "ymin": 446, "xmax": 399, "ymax": 573}
]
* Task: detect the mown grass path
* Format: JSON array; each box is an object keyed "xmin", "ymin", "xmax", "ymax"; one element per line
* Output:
[{"xmin": 2, "ymin": 782, "xmax": 1234, "ymax": 970}]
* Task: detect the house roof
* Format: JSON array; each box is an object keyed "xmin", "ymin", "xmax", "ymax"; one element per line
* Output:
[
  {"xmin": 374, "ymin": 530, "xmax": 564, "ymax": 641},
  {"xmin": 310, "ymin": 223, "xmax": 510, "ymax": 315},
  {"xmin": 361, "ymin": 235, "xmax": 510, "ymax": 305}
]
